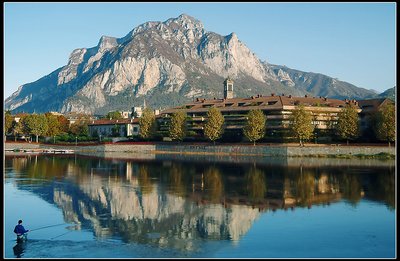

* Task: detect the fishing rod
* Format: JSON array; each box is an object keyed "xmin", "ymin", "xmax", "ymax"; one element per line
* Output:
[{"xmin": 29, "ymin": 223, "xmax": 66, "ymax": 232}]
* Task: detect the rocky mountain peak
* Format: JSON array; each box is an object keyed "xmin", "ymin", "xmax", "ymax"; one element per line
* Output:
[
  {"xmin": 65, "ymin": 48, "xmax": 86, "ymax": 65},
  {"xmin": 161, "ymin": 13, "xmax": 205, "ymax": 44},
  {"xmin": 5, "ymin": 14, "xmax": 378, "ymax": 115},
  {"xmin": 97, "ymin": 35, "xmax": 118, "ymax": 53},
  {"xmin": 166, "ymin": 13, "xmax": 204, "ymax": 30},
  {"xmin": 226, "ymin": 32, "xmax": 238, "ymax": 43},
  {"xmin": 121, "ymin": 21, "xmax": 161, "ymax": 43}
]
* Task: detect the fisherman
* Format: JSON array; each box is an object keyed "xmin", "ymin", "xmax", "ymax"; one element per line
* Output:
[{"xmin": 14, "ymin": 220, "xmax": 29, "ymax": 242}]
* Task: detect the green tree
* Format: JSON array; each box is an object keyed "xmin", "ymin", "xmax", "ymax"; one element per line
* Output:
[
  {"xmin": 11, "ymin": 120, "xmax": 24, "ymax": 141},
  {"xmin": 336, "ymin": 104, "xmax": 359, "ymax": 145},
  {"xmin": 374, "ymin": 103, "xmax": 396, "ymax": 147},
  {"xmin": 69, "ymin": 121, "xmax": 89, "ymax": 137},
  {"xmin": 24, "ymin": 114, "xmax": 48, "ymax": 143},
  {"xmin": 139, "ymin": 108, "xmax": 156, "ymax": 139},
  {"xmin": 15, "ymin": 114, "xmax": 29, "ymax": 141},
  {"xmin": 57, "ymin": 115, "xmax": 70, "ymax": 133},
  {"xmin": 5, "ymin": 111, "xmax": 13, "ymax": 139},
  {"xmin": 290, "ymin": 105, "xmax": 314, "ymax": 146},
  {"xmin": 45, "ymin": 113, "xmax": 62, "ymax": 137},
  {"xmin": 105, "ymin": 111, "xmax": 122, "ymax": 120},
  {"xmin": 204, "ymin": 107, "xmax": 224, "ymax": 144},
  {"xmin": 18, "ymin": 115, "xmax": 31, "ymax": 141},
  {"xmin": 243, "ymin": 109, "xmax": 266, "ymax": 146},
  {"xmin": 68, "ymin": 123, "xmax": 79, "ymax": 136},
  {"xmin": 79, "ymin": 124, "xmax": 89, "ymax": 136},
  {"xmin": 111, "ymin": 124, "xmax": 121, "ymax": 137},
  {"xmin": 169, "ymin": 110, "xmax": 187, "ymax": 141}
]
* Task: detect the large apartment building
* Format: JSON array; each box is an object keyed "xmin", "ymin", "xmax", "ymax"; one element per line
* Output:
[{"xmin": 157, "ymin": 79, "xmax": 368, "ymax": 140}]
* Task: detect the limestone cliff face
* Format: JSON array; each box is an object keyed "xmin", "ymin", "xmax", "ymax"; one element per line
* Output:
[
  {"xmin": 198, "ymin": 32, "xmax": 267, "ymax": 82},
  {"xmin": 5, "ymin": 14, "xmax": 377, "ymax": 114}
]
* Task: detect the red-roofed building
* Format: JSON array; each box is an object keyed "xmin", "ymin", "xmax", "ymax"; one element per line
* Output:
[
  {"xmin": 156, "ymin": 79, "xmax": 396, "ymax": 142},
  {"xmin": 158, "ymin": 91, "xmax": 360, "ymax": 141}
]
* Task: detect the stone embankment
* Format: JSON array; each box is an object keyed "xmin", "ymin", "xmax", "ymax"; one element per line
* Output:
[{"xmin": 5, "ymin": 142, "xmax": 395, "ymax": 157}]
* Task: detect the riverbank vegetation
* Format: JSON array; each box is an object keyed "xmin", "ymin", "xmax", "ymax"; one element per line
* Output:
[
  {"xmin": 299, "ymin": 152, "xmax": 395, "ymax": 160},
  {"xmin": 4, "ymin": 102, "xmax": 395, "ymax": 147}
]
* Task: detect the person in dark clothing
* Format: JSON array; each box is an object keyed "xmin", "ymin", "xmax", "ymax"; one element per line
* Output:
[
  {"xmin": 14, "ymin": 220, "xmax": 29, "ymax": 242},
  {"xmin": 13, "ymin": 240, "xmax": 26, "ymax": 258}
]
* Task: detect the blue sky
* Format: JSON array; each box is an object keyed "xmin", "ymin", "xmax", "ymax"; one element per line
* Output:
[{"xmin": 4, "ymin": 2, "xmax": 396, "ymax": 99}]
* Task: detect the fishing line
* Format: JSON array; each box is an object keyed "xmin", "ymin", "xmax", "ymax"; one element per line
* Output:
[
  {"xmin": 50, "ymin": 230, "xmax": 73, "ymax": 240},
  {"xmin": 29, "ymin": 223, "xmax": 66, "ymax": 232}
]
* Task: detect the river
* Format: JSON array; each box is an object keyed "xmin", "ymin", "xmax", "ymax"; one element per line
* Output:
[{"xmin": 4, "ymin": 153, "xmax": 396, "ymax": 258}]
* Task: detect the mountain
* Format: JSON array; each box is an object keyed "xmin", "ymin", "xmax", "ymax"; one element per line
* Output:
[
  {"xmin": 5, "ymin": 14, "xmax": 378, "ymax": 115},
  {"xmin": 377, "ymin": 87, "xmax": 396, "ymax": 101}
]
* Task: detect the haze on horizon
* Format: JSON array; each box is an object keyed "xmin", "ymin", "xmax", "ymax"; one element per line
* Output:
[{"xmin": 4, "ymin": 2, "xmax": 396, "ymax": 99}]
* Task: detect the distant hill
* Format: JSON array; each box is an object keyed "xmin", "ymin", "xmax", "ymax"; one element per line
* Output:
[
  {"xmin": 5, "ymin": 14, "xmax": 378, "ymax": 115},
  {"xmin": 377, "ymin": 87, "xmax": 396, "ymax": 101}
]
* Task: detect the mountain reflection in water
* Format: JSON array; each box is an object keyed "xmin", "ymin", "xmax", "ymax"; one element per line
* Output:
[{"xmin": 5, "ymin": 154, "xmax": 395, "ymax": 252}]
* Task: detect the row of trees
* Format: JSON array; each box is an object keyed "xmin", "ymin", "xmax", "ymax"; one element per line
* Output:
[
  {"xmin": 4, "ymin": 112, "xmax": 90, "ymax": 143},
  {"xmin": 137, "ymin": 103, "xmax": 395, "ymax": 146},
  {"xmin": 5, "ymin": 103, "xmax": 394, "ymax": 145}
]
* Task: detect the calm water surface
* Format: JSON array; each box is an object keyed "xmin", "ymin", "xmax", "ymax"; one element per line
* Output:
[{"xmin": 4, "ymin": 154, "xmax": 395, "ymax": 258}]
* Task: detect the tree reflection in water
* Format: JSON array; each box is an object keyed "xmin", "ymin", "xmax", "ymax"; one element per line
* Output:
[
  {"xmin": 138, "ymin": 165, "xmax": 153, "ymax": 194},
  {"xmin": 203, "ymin": 166, "xmax": 224, "ymax": 203},
  {"xmin": 5, "ymin": 154, "xmax": 395, "ymax": 252},
  {"xmin": 169, "ymin": 163, "xmax": 186, "ymax": 197},
  {"xmin": 294, "ymin": 166, "xmax": 315, "ymax": 207},
  {"xmin": 367, "ymin": 168, "xmax": 395, "ymax": 210},
  {"xmin": 245, "ymin": 165, "xmax": 266, "ymax": 202},
  {"xmin": 339, "ymin": 172, "xmax": 363, "ymax": 207}
]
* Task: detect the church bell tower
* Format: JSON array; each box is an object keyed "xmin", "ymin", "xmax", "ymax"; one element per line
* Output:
[{"xmin": 223, "ymin": 78, "xmax": 234, "ymax": 99}]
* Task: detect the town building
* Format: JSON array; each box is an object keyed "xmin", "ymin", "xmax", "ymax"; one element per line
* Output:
[
  {"xmin": 223, "ymin": 77, "xmax": 234, "ymax": 99},
  {"xmin": 121, "ymin": 111, "xmax": 132, "ymax": 119},
  {"xmin": 131, "ymin": 107, "xmax": 143, "ymax": 118},
  {"xmin": 158, "ymin": 78, "xmax": 364, "ymax": 141},
  {"xmin": 64, "ymin": 112, "xmax": 98, "ymax": 126},
  {"xmin": 87, "ymin": 106, "xmax": 163, "ymax": 138},
  {"xmin": 87, "ymin": 118, "xmax": 140, "ymax": 137},
  {"xmin": 48, "ymin": 111, "xmax": 64, "ymax": 116}
]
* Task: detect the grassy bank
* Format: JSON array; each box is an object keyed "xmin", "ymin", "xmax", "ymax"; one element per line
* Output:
[{"xmin": 302, "ymin": 152, "xmax": 395, "ymax": 160}]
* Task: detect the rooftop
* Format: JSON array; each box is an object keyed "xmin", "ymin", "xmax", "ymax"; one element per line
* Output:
[
  {"xmin": 161, "ymin": 94, "xmax": 355, "ymax": 114},
  {"xmin": 88, "ymin": 118, "xmax": 139, "ymax": 126}
]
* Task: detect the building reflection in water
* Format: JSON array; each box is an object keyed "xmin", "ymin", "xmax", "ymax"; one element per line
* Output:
[{"xmin": 6, "ymin": 155, "xmax": 395, "ymax": 252}]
